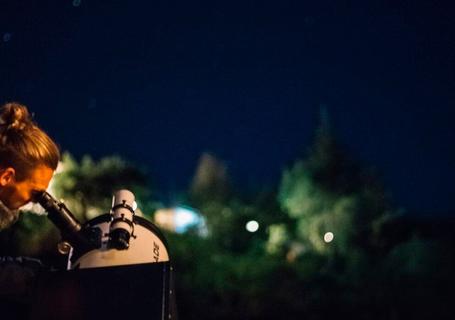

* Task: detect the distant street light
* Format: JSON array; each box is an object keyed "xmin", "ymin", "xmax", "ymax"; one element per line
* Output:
[
  {"xmin": 324, "ymin": 232, "xmax": 334, "ymax": 243},
  {"xmin": 246, "ymin": 220, "xmax": 259, "ymax": 233}
]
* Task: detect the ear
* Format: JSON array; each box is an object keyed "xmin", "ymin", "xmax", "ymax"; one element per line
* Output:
[{"xmin": 0, "ymin": 167, "xmax": 15, "ymax": 186}]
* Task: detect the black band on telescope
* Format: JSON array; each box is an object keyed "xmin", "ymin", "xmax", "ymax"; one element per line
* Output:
[
  {"xmin": 111, "ymin": 217, "xmax": 134, "ymax": 229},
  {"xmin": 111, "ymin": 203, "xmax": 135, "ymax": 214}
]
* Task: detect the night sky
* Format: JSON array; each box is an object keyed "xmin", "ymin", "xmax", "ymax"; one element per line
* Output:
[{"xmin": 1, "ymin": 1, "xmax": 454, "ymax": 214}]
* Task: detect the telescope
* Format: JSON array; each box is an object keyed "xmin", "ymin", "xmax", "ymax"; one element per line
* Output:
[{"xmin": 32, "ymin": 190, "xmax": 176, "ymax": 320}]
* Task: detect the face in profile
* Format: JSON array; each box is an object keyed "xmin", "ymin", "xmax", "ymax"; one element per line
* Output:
[
  {"xmin": 0, "ymin": 164, "xmax": 54, "ymax": 229},
  {"xmin": 0, "ymin": 164, "xmax": 54, "ymax": 210}
]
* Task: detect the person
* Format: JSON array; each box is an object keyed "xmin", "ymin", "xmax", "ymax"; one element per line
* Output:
[
  {"xmin": 0, "ymin": 102, "xmax": 60, "ymax": 230},
  {"xmin": 0, "ymin": 102, "xmax": 60, "ymax": 318}
]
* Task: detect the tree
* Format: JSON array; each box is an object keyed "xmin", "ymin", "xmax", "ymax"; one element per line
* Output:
[
  {"xmin": 0, "ymin": 152, "xmax": 156, "ymax": 259},
  {"xmin": 272, "ymin": 111, "xmax": 395, "ymax": 259},
  {"xmin": 188, "ymin": 153, "xmax": 281, "ymax": 253},
  {"xmin": 51, "ymin": 152, "xmax": 156, "ymax": 221},
  {"xmin": 189, "ymin": 152, "xmax": 231, "ymax": 205}
]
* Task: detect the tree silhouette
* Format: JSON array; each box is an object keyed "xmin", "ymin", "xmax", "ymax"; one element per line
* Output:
[
  {"xmin": 275, "ymin": 110, "xmax": 394, "ymax": 258},
  {"xmin": 51, "ymin": 152, "xmax": 155, "ymax": 221}
]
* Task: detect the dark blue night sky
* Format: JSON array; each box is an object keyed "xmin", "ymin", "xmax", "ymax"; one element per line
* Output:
[{"xmin": 1, "ymin": 0, "xmax": 454, "ymax": 214}]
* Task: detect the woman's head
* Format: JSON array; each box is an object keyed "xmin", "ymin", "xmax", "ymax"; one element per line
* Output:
[{"xmin": 0, "ymin": 102, "xmax": 60, "ymax": 209}]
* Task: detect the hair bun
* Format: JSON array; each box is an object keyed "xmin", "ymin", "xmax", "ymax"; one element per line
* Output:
[{"xmin": 0, "ymin": 102, "xmax": 33, "ymax": 131}]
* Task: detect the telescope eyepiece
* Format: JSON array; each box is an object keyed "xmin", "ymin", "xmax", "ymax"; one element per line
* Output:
[
  {"xmin": 35, "ymin": 191, "xmax": 82, "ymax": 236},
  {"xmin": 109, "ymin": 190, "xmax": 136, "ymax": 250}
]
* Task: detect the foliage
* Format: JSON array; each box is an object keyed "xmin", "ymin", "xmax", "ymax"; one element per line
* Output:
[
  {"xmin": 0, "ymin": 152, "xmax": 156, "ymax": 262},
  {"xmin": 165, "ymin": 120, "xmax": 455, "ymax": 320},
  {"xmin": 187, "ymin": 153, "xmax": 287, "ymax": 254},
  {"xmin": 0, "ymin": 132, "xmax": 453, "ymax": 320},
  {"xmin": 51, "ymin": 152, "xmax": 156, "ymax": 221},
  {"xmin": 0, "ymin": 212, "xmax": 60, "ymax": 258},
  {"xmin": 275, "ymin": 120, "xmax": 395, "ymax": 257}
]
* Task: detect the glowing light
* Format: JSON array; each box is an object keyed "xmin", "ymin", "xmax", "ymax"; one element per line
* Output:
[
  {"xmin": 246, "ymin": 220, "xmax": 259, "ymax": 232},
  {"xmin": 72, "ymin": 0, "xmax": 81, "ymax": 7},
  {"xmin": 154, "ymin": 206, "xmax": 207, "ymax": 235},
  {"xmin": 174, "ymin": 207, "xmax": 203, "ymax": 233},
  {"xmin": 324, "ymin": 232, "xmax": 334, "ymax": 243},
  {"xmin": 154, "ymin": 208, "xmax": 176, "ymax": 231}
]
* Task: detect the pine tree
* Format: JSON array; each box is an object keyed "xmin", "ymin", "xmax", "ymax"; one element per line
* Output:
[{"xmin": 274, "ymin": 110, "xmax": 393, "ymax": 258}]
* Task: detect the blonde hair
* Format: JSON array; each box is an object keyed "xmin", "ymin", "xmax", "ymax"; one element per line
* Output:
[{"xmin": 0, "ymin": 102, "xmax": 60, "ymax": 181}]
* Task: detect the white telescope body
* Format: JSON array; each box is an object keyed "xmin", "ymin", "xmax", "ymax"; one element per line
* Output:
[
  {"xmin": 34, "ymin": 189, "xmax": 176, "ymax": 320},
  {"xmin": 72, "ymin": 189, "xmax": 170, "ymax": 269}
]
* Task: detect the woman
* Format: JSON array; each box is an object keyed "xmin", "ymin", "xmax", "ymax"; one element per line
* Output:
[{"xmin": 0, "ymin": 102, "xmax": 60, "ymax": 230}]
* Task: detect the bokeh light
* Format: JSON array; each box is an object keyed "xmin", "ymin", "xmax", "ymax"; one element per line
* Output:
[
  {"xmin": 323, "ymin": 232, "xmax": 334, "ymax": 243},
  {"xmin": 174, "ymin": 207, "xmax": 202, "ymax": 233},
  {"xmin": 246, "ymin": 220, "xmax": 259, "ymax": 233}
]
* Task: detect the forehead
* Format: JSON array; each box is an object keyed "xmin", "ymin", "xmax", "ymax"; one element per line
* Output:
[{"xmin": 26, "ymin": 165, "xmax": 54, "ymax": 190}]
